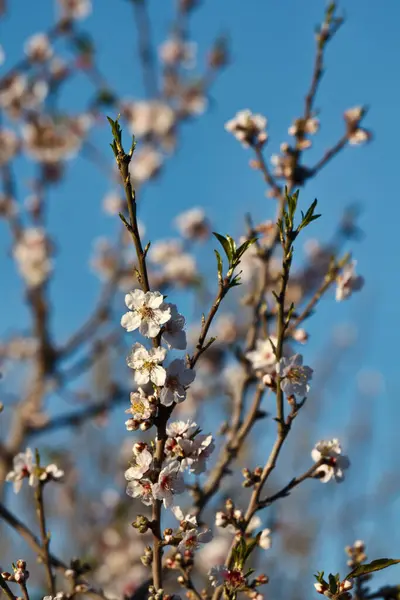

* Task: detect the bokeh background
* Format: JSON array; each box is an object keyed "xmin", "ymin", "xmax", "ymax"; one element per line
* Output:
[{"xmin": 1, "ymin": 1, "xmax": 399, "ymax": 599}]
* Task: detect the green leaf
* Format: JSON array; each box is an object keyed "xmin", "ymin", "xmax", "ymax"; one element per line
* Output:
[
  {"xmin": 213, "ymin": 232, "xmax": 233, "ymax": 264},
  {"xmin": 214, "ymin": 249, "xmax": 223, "ymax": 282},
  {"xmin": 328, "ymin": 573, "xmax": 338, "ymax": 594},
  {"xmin": 298, "ymin": 198, "xmax": 321, "ymax": 232},
  {"xmin": 235, "ymin": 237, "xmax": 257, "ymax": 261},
  {"xmin": 346, "ymin": 559, "xmax": 400, "ymax": 580},
  {"xmin": 225, "ymin": 234, "xmax": 237, "ymax": 257}
]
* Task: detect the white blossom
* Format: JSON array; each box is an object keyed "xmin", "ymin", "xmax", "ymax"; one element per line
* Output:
[
  {"xmin": 149, "ymin": 239, "xmax": 183, "ymax": 265},
  {"xmin": 225, "ymin": 110, "xmax": 268, "ymax": 148},
  {"xmin": 209, "ymin": 566, "xmax": 245, "ymax": 589},
  {"xmin": 166, "ymin": 419, "xmax": 198, "ymax": 439},
  {"xmin": 151, "ymin": 461, "xmax": 185, "ymax": 508},
  {"xmin": 126, "ymin": 478, "xmax": 153, "ymax": 506},
  {"xmin": 13, "ymin": 228, "xmax": 52, "ymax": 288},
  {"xmin": 258, "ymin": 528, "xmax": 272, "ymax": 550},
  {"xmin": 312, "ymin": 439, "xmax": 350, "ymax": 483},
  {"xmin": 24, "ymin": 33, "xmax": 53, "ymax": 62},
  {"xmin": 125, "ymin": 449, "xmax": 153, "ymax": 480},
  {"xmin": 171, "ymin": 505, "xmax": 197, "ymax": 526},
  {"xmin": 126, "ymin": 388, "xmax": 153, "ymax": 424},
  {"xmin": 246, "ymin": 336, "xmax": 278, "ymax": 371},
  {"xmin": 125, "ymin": 100, "xmax": 175, "ymax": 139},
  {"xmin": 215, "ymin": 512, "xmax": 228, "ymax": 527},
  {"xmin": 336, "ymin": 261, "xmax": 364, "ymax": 301},
  {"xmin": 160, "ymin": 359, "xmax": 196, "ymax": 406},
  {"xmin": 175, "ymin": 207, "xmax": 209, "ymax": 240},
  {"xmin": 163, "ymin": 253, "xmax": 197, "ymax": 286},
  {"xmin": 162, "ymin": 304, "xmax": 187, "ymax": 349},
  {"xmin": 129, "ymin": 146, "xmax": 163, "ymax": 183},
  {"xmin": 276, "ymin": 354, "xmax": 313, "ymax": 397},
  {"xmin": 5, "ymin": 448, "xmax": 37, "ymax": 493},
  {"xmin": 103, "ymin": 191, "xmax": 124, "ymax": 216},
  {"xmin": 159, "ymin": 38, "xmax": 196, "ymax": 68},
  {"xmin": 0, "ymin": 129, "xmax": 19, "ymax": 165},
  {"xmin": 180, "ymin": 434, "xmax": 214, "ymax": 474},
  {"xmin": 127, "ymin": 343, "xmax": 167, "ymax": 386},
  {"xmin": 59, "ymin": 0, "xmax": 92, "ymax": 20},
  {"xmin": 177, "ymin": 527, "xmax": 213, "ymax": 553},
  {"xmin": 121, "ymin": 290, "xmax": 171, "ymax": 338},
  {"xmin": 40, "ymin": 464, "xmax": 64, "ymax": 482}
]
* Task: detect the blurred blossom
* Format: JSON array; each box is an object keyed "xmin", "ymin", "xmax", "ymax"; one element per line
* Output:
[
  {"xmin": 149, "ymin": 239, "xmax": 183, "ymax": 265},
  {"xmin": 225, "ymin": 109, "xmax": 268, "ymax": 147},
  {"xmin": 103, "ymin": 191, "xmax": 124, "ymax": 216},
  {"xmin": 24, "ymin": 33, "xmax": 53, "ymax": 62},
  {"xmin": 246, "ymin": 336, "xmax": 278, "ymax": 372},
  {"xmin": 13, "ymin": 227, "xmax": 52, "ymax": 287},
  {"xmin": 335, "ymin": 260, "xmax": 364, "ymax": 301},
  {"xmin": 179, "ymin": 84, "xmax": 207, "ymax": 116},
  {"xmin": 22, "ymin": 116, "xmax": 86, "ymax": 163},
  {"xmin": 58, "ymin": 0, "xmax": 92, "ymax": 20},
  {"xmin": 129, "ymin": 146, "xmax": 163, "ymax": 183},
  {"xmin": 214, "ymin": 313, "xmax": 239, "ymax": 344},
  {"xmin": 159, "ymin": 37, "xmax": 197, "ymax": 68},
  {"xmin": 312, "ymin": 439, "xmax": 350, "ymax": 483},
  {"xmin": 344, "ymin": 106, "xmax": 371, "ymax": 145},
  {"xmin": 163, "ymin": 253, "xmax": 198, "ymax": 286},
  {"xmin": 175, "ymin": 207, "xmax": 210, "ymax": 240},
  {"xmin": 124, "ymin": 100, "xmax": 175, "ymax": 139},
  {"xmin": 90, "ymin": 238, "xmax": 119, "ymax": 280},
  {"xmin": 0, "ymin": 128, "xmax": 19, "ymax": 165}
]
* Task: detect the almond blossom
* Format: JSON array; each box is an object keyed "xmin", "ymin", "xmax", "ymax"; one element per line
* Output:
[
  {"xmin": 335, "ymin": 261, "xmax": 364, "ymax": 301},
  {"xmin": 209, "ymin": 566, "xmax": 246, "ymax": 590},
  {"xmin": 24, "ymin": 33, "xmax": 53, "ymax": 62},
  {"xmin": 127, "ymin": 343, "xmax": 167, "ymax": 386},
  {"xmin": 125, "ymin": 388, "xmax": 154, "ymax": 429},
  {"xmin": 166, "ymin": 419, "xmax": 198, "ymax": 439},
  {"xmin": 312, "ymin": 439, "xmax": 350, "ymax": 483},
  {"xmin": 175, "ymin": 207, "xmax": 209, "ymax": 240},
  {"xmin": 171, "ymin": 505, "xmax": 198, "ymax": 527},
  {"xmin": 149, "ymin": 239, "xmax": 183, "ymax": 265},
  {"xmin": 276, "ymin": 354, "xmax": 313, "ymax": 397},
  {"xmin": 162, "ymin": 304, "xmax": 187, "ymax": 349},
  {"xmin": 163, "ymin": 253, "xmax": 198, "ymax": 286},
  {"xmin": 160, "ymin": 359, "xmax": 196, "ymax": 406},
  {"xmin": 59, "ymin": 0, "xmax": 92, "ymax": 19},
  {"xmin": 225, "ymin": 109, "xmax": 268, "ymax": 148},
  {"xmin": 259, "ymin": 528, "xmax": 272, "ymax": 550},
  {"xmin": 159, "ymin": 38, "xmax": 196, "ymax": 68},
  {"xmin": 129, "ymin": 146, "xmax": 163, "ymax": 183},
  {"xmin": 151, "ymin": 461, "xmax": 185, "ymax": 508},
  {"xmin": 121, "ymin": 290, "xmax": 171, "ymax": 338},
  {"xmin": 246, "ymin": 336, "xmax": 278, "ymax": 372},
  {"xmin": 0, "ymin": 129, "xmax": 19, "ymax": 165},
  {"xmin": 125, "ymin": 448, "xmax": 153, "ymax": 480},
  {"xmin": 124, "ymin": 100, "xmax": 175, "ymax": 139},
  {"xmin": 344, "ymin": 106, "xmax": 371, "ymax": 145},
  {"xmin": 13, "ymin": 228, "xmax": 52, "ymax": 288},
  {"xmin": 126, "ymin": 478, "xmax": 153, "ymax": 506},
  {"xmin": 40, "ymin": 464, "xmax": 64, "ymax": 483},
  {"xmin": 177, "ymin": 527, "xmax": 213, "ymax": 553},
  {"xmin": 6, "ymin": 448, "xmax": 37, "ymax": 493}
]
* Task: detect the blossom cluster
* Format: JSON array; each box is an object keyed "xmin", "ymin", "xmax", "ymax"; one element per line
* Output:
[{"xmin": 121, "ymin": 289, "xmax": 214, "ymax": 513}]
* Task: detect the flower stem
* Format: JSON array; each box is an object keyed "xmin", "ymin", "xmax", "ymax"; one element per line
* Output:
[{"xmin": 35, "ymin": 482, "xmax": 56, "ymax": 596}]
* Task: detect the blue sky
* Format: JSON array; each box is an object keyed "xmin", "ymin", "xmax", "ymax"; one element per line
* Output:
[{"xmin": 1, "ymin": 0, "xmax": 400, "ymax": 588}]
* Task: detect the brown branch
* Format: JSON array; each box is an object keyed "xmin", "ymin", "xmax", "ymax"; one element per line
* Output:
[
  {"xmin": 35, "ymin": 482, "xmax": 56, "ymax": 596},
  {"xmin": 258, "ymin": 459, "xmax": 323, "ymax": 507},
  {"xmin": 0, "ymin": 578, "xmax": 16, "ymax": 600},
  {"xmin": 0, "ymin": 501, "xmax": 67, "ymax": 571}
]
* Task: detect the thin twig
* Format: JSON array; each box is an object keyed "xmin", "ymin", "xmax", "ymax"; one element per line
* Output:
[{"xmin": 35, "ymin": 483, "xmax": 56, "ymax": 596}]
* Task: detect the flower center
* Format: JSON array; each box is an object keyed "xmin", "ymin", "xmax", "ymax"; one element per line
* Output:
[{"xmin": 139, "ymin": 306, "xmax": 155, "ymax": 320}]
